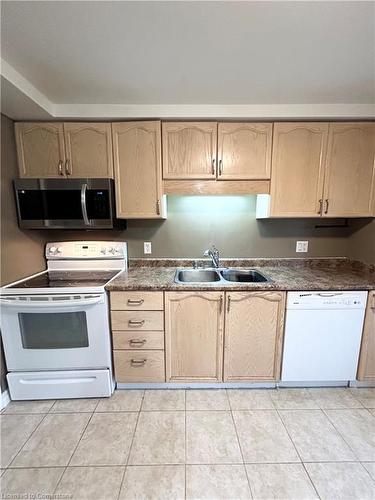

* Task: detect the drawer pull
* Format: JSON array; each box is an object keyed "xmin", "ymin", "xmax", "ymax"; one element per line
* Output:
[
  {"xmin": 129, "ymin": 339, "xmax": 147, "ymax": 346},
  {"xmin": 128, "ymin": 319, "xmax": 145, "ymax": 327},
  {"xmin": 130, "ymin": 358, "xmax": 147, "ymax": 367},
  {"xmin": 127, "ymin": 299, "xmax": 144, "ymax": 306}
]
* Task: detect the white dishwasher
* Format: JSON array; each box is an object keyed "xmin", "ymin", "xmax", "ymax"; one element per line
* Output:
[{"xmin": 281, "ymin": 291, "xmax": 367, "ymax": 385}]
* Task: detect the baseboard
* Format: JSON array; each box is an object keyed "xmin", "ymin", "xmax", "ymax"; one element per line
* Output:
[
  {"xmin": 116, "ymin": 382, "xmax": 277, "ymax": 389},
  {"xmin": 1, "ymin": 389, "xmax": 10, "ymax": 410}
]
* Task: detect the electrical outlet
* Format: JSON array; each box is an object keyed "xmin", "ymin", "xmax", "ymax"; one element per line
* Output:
[
  {"xmin": 144, "ymin": 242, "xmax": 152, "ymax": 254},
  {"xmin": 296, "ymin": 241, "xmax": 309, "ymax": 253}
]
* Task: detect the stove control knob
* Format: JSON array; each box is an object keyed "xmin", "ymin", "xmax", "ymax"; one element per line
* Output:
[
  {"xmin": 57, "ymin": 247, "xmax": 63, "ymax": 254},
  {"xmin": 49, "ymin": 246, "xmax": 57, "ymax": 254},
  {"xmin": 108, "ymin": 247, "xmax": 116, "ymax": 255},
  {"xmin": 100, "ymin": 247, "xmax": 107, "ymax": 255}
]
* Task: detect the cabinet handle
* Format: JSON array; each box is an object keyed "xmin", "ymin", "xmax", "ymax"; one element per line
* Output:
[
  {"xmin": 371, "ymin": 294, "xmax": 375, "ymax": 309},
  {"xmin": 156, "ymin": 200, "xmax": 161, "ymax": 215},
  {"xmin": 211, "ymin": 158, "xmax": 216, "ymax": 175},
  {"xmin": 130, "ymin": 358, "xmax": 147, "ymax": 367},
  {"xmin": 65, "ymin": 159, "xmax": 71, "ymax": 175},
  {"xmin": 318, "ymin": 199, "xmax": 323, "ymax": 215},
  {"xmin": 219, "ymin": 295, "xmax": 223, "ymax": 313},
  {"xmin": 127, "ymin": 299, "xmax": 144, "ymax": 306},
  {"xmin": 324, "ymin": 199, "xmax": 329, "ymax": 214},
  {"xmin": 128, "ymin": 319, "xmax": 145, "ymax": 327},
  {"xmin": 129, "ymin": 339, "xmax": 147, "ymax": 347},
  {"xmin": 58, "ymin": 160, "xmax": 64, "ymax": 176},
  {"xmin": 219, "ymin": 159, "xmax": 223, "ymax": 176},
  {"xmin": 227, "ymin": 295, "xmax": 231, "ymax": 313}
]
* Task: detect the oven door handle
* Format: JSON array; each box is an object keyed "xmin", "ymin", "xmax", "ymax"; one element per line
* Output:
[
  {"xmin": 0, "ymin": 295, "xmax": 104, "ymax": 308},
  {"xmin": 81, "ymin": 183, "xmax": 91, "ymax": 226}
]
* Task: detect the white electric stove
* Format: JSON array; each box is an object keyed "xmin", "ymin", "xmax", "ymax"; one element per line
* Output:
[{"xmin": 0, "ymin": 241, "xmax": 127, "ymax": 400}]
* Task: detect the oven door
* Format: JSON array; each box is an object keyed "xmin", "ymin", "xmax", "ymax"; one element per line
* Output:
[
  {"xmin": 14, "ymin": 178, "xmax": 115, "ymax": 229},
  {"xmin": 0, "ymin": 294, "xmax": 112, "ymax": 371}
]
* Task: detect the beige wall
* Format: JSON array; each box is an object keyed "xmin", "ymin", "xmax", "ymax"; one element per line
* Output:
[
  {"xmin": 1, "ymin": 114, "xmax": 47, "ymax": 286},
  {"xmin": 52, "ymin": 195, "xmax": 359, "ymax": 259},
  {"xmin": 347, "ymin": 219, "xmax": 375, "ymax": 265}
]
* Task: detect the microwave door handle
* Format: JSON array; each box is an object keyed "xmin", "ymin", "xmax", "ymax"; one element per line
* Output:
[{"xmin": 81, "ymin": 183, "xmax": 91, "ymax": 226}]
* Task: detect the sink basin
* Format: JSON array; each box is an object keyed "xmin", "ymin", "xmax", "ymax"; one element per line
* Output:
[
  {"xmin": 175, "ymin": 269, "xmax": 221, "ymax": 283},
  {"xmin": 219, "ymin": 269, "xmax": 269, "ymax": 283}
]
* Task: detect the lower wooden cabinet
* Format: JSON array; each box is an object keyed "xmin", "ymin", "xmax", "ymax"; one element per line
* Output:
[
  {"xmin": 357, "ymin": 291, "xmax": 375, "ymax": 381},
  {"xmin": 114, "ymin": 350, "xmax": 165, "ymax": 383},
  {"xmin": 223, "ymin": 292, "xmax": 286, "ymax": 381},
  {"xmin": 165, "ymin": 291, "xmax": 224, "ymax": 382}
]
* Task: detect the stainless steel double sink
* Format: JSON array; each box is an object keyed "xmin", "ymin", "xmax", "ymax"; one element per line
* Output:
[{"xmin": 174, "ymin": 268, "xmax": 270, "ymax": 284}]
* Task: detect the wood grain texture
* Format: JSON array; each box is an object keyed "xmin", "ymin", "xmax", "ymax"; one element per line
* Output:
[
  {"xmin": 112, "ymin": 331, "xmax": 165, "ymax": 350},
  {"xmin": 217, "ymin": 122, "xmax": 272, "ymax": 180},
  {"xmin": 223, "ymin": 291, "xmax": 286, "ymax": 381},
  {"xmin": 163, "ymin": 179, "xmax": 270, "ymax": 195},
  {"xmin": 111, "ymin": 311, "xmax": 164, "ymax": 331},
  {"xmin": 110, "ymin": 291, "xmax": 164, "ymax": 311},
  {"xmin": 357, "ymin": 291, "xmax": 375, "ymax": 381},
  {"xmin": 162, "ymin": 122, "xmax": 217, "ymax": 179},
  {"xmin": 114, "ymin": 350, "xmax": 165, "ymax": 382},
  {"xmin": 323, "ymin": 123, "xmax": 375, "ymax": 217},
  {"xmin": 270, "ymin": 122, "xmax": 328, "ymax": 217},
  {"xmin": 112, "ymin": 121, "xmax": 165, "ymax": 218},
  {"xmin": 165, "ymin": 291, "xmax": 224, "ymax": 382},
  {"xmin": 15, "ymin": 122, "xmax": 66, "ymax": 178},
  {"xmin": 63, "ymin": 122, "xmax": 113, "ymax": 178}
]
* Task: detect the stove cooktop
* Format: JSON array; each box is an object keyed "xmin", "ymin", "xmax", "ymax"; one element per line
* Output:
[{"xmin": 9, "ymin": 270, "xmax": 120, "ymax": 289}]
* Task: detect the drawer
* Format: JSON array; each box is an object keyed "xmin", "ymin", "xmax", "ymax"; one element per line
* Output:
[
  {"xmin": 111, "ymin": 291, "xmax": 163, "ymax": 311},
  {"xmin": 111, "ymin": 311, "xmax": 164, "ymax": 331},
  {"xmin": 114, "ymin": 350, "xmax": 165, "ymax": 383},
  {"xmin": 112, "ymin": 331, "xmax": 164, "ymax": 350}
]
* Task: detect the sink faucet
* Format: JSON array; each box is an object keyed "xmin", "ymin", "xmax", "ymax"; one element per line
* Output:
[{"xmin": 204, "ymin": 245, "xmax": 220, "ymax": 268}]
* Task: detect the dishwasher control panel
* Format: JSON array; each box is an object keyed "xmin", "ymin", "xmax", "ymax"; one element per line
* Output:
[{"xmin": 287, "ymin": 291, "xmax": 368, "ymax": 310}]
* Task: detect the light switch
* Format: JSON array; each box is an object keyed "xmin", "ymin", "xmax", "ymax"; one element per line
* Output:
[
  {"xmin": 144, "ymin": 242, "xmax": 152, "ymax": 254},
  {"xmin": 296, "ymin": 241, "xmax": 309, "ymax": 253}
]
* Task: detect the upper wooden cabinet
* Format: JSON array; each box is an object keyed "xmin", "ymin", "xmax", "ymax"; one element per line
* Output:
[
  {"xmin": 63, "ymin": 123, "xmax": 113, "ymax": 178},
  {"xmin": 165, "ymin": 291, "xmax": 224, "ymax": 382},
  {"xmin": 15, "ymin": 123, "xmax": 66, "ymax": 178},
  {"xmin": 217, "ymin": 123, "xmax": 272, "ymax": 180},
  {"xmin": 223, "ymin": 291, "xmax": 286, "ymax": 381},
  {"xmin": 16, "ymin": 122, "xmax": 113, "ymax": 178},
  {"xmin": 162, "ymin": 122, "xmax": 217, "ymax": 179},
  {"xmin": 323, "ymin": 123, "xmax": 375, "ymax": 217},
  {"xmin": 268, "ymin": 123, "xmax": 328, "ymax": 217},
  {"xmin": 357, "ymin": 291, "xmax": 375, "ymax": 381},
  {"xmin": 112, "ymin": 121, "xmax": 166, "ymax": 219}
]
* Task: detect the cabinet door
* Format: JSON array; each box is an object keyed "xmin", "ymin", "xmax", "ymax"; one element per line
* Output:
[
  {"xmin": 224, "ymin": 291, "xmax": 286, "ymax": 381},
  {"xmin": 112, "ymin": 121, "xmax": 165, "ymax": 219},
  {"xmin": 270, "ymin": 123, "xmax": 328, "ymax": 217},
  {"xmin": 162, "ymin": 122, "xmax": 217, "ymax": 179},
  {"xmin": 357, "ymin": 291, "xmax": 375, "ymax": 381},
  {"xmin": 217, "ymin": 123, "xmax": 272, "ymax": 180},
  {"xmin": 63, "ymin": 123, "xmax": 113, "ymax": 178},
  {"xmin": 15, "ymin": 123, "xmax": 65, "ymax": 178},
  {"xmin": 165, "ymin": 292, "xmax": 224, "ymax": 382},
  {"xmin": 323, "ymin": 123, "xmax": 375, "ymax": 217}
]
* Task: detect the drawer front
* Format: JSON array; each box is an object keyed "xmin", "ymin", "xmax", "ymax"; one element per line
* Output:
[
  {"xmin": 111, "ymin": 311, "xmax": 164, "ymax": 331},
  {"xmin": 114, "ymin": 350, "xmax": 165, "ymax": 382},
  {"xmin": 112, "ymin": 331, "xmax": 164, "ymax": 350},
  {"xmin": 111, "ymin": 291, "xmax": 164, "ymax": 311}
]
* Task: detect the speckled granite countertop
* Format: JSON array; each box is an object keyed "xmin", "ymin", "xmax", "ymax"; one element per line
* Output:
[{"xmin": 106, "ymin": 258, "xmax": 375, "ymax": 292}]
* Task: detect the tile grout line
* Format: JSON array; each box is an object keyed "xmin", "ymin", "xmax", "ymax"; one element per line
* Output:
[
  {"xmin": 275, "ymin": 408, "xmax": 322, "ymax": 500},
  {"xmin": 229, "ymin": 398, "xmax": 254, "ymax": 500},
  {"xmin": 116, "ymin": 390, "xmax": 145, "ymax": 500}
]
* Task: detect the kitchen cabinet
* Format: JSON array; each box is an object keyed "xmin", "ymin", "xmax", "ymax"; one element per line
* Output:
[
  {"xmin": 16, "ymin": 122, "xmax": 113, "ymax": 178},
  {"xmin": 223, "ymin": 291, "xmax": 286, "ymax": 381},
  {"xmin": 162, "ymin": 122, "xmax": 217, "ymax": 179},
  {"xmin": 63, "ymin": 123, "xmax": 113, "ymax": 178},
  {"xmin": 165, "ymin": 291, "xmax": 224, "ymax": 382},
  {"xmin": 217, "ymin": 123, "xmax": 272, "ymax": 180},
  {"xmin": 357, "ymin": 291, "xmax": 375, "ymax": 381},
  {"xmin": 257, "ymin": 122, "xmax": 375, "ymax": 218},
  {"xmin": 15, "ymin": 122, "xmax": 66, "ymax": 178},
  {"xmin": 323, "ymin": 123, "xmax": 375, "ymax": 217},
  {"xmin": 112, "ymin": 121, "xmax": 166, "ymax": 219}
]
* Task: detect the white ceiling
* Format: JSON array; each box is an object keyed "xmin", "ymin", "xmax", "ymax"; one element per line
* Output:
[{"xmin": 1, "ymin": 1, "xmax": 374, "ymax": 120}]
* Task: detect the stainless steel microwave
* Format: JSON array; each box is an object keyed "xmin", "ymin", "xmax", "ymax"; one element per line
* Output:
[{"xmin": 14, "ymin": 179, "xmax": 120, "ymax": 229}]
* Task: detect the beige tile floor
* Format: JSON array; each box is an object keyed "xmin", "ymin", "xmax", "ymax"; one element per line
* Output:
[{"xmin": 1, "ymin": 388, "xmax": 375, "ymax": 499}]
